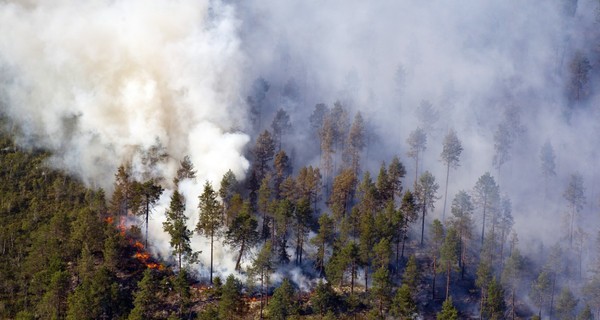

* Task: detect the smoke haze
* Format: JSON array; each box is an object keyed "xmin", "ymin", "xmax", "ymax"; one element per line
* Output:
[{"xmin": 2, "ymin": 0, "xmax": 600, "ymax": 284}]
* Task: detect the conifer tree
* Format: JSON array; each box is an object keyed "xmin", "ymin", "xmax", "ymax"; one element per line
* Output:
[
  {"xmin": 128, "ymin": 269, "xmax": 158, "ymax": 320},
  {"xmin": 391, "ymin": 284, "xmax": 417, "ymax": 319},
  {"xmin": 219, "ymin": 275, "xmax": 246, "ymax": 320},
  {"xmin": 440, "ymin": 227, "xmax": 460, "ymax": 300},
  {"xmin": 437, "ymin": 296, "xmax": 459, "ymax": 320},
  {"xmin": 196, "ymin": 181, "xmax": 222, "ymax": 284},
  {"xmin": 440, "ymin": 129, "xmax": 463, "ymax": 220},
  {"xmin": 416, "ymin": 171, "xmax": 440, "ymax": 246},
  {"xmin": 449, "ymin": 190, "xmax": 473, "ymax": 279},
  {"xmin": 131, "ymin": 179, "xmax": 163, "ymax": 248},
  {"xmin": 473, "ymin": 172, "xmax": 500, "ymax": 246},
  {"xmin": 556, "ymin": 287, "xmax": 578, "ymax": 320},
  {"xmin": 268, "ymin": 278, "xmax": 298, "ymax": 320},
  {"xmin": 407, "ymin": 127, "xmax": 427, "ymax": 187},
  {"xmin": 163, "ymin": 190, "xmax": 194, "ymax": 270},
  {"xmin": 225, "ymin": 201, "xmax": 260, "ymax": 271}
]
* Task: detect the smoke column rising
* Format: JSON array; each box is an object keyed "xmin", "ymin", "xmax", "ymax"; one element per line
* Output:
[{"xmin": 3, "ymin": 0, "xmax": 600, "ymax": 284}]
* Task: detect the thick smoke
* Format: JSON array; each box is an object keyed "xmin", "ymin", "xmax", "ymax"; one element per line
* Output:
[
  {"xmin": 3, "ymin": 0, "xmax": 600, "ymax": 292},
  {"xmin": 0, "ymin": 0, "xmax": 249, "ymax": 188},
  {"xmin": 0, "ymin": 0, "xmax": 250, "ymax": 277},
  {"xmin": 236, "ymin": 0, "xmax": 600, "ymax": 249}
]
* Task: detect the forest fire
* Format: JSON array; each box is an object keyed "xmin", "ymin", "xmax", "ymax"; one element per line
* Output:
[
  {"xmin": 132, "ymin": 240, "xmax": 165, "ymax": 270},
  {"xmin": 105, "ymin": 215, "xmax": 165, "ymax": 270}
]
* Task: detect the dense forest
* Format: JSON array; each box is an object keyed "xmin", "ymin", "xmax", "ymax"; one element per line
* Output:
[{"xmin": 3, "ymin": 0, "xmax": 600, "ymax": 319}]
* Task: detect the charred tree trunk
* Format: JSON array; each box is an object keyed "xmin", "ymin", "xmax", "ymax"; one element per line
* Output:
[
  {"xmin": 442, "ymin": 162, "xmax": 450, "ymax": 221},
  {"xmin": 235, "ymin": 239, "xmax": 245, "ymax": 271},
  {"xmin": 432, "ymin": 256, "xmax": 437, "ymax": 300},
  {"xmin": 446, "ymin": 261, "xmax": 451, "ymax": 301}
]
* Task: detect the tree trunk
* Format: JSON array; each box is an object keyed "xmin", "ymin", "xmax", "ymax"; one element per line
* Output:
[
  {"xmin": 481, "ymin": 202, "xmax": 486, "ymax": 246},
  {"xmin": 414, "ymin": 153, "xmax": 419, "ymax": 189},
  {"xmin": 396, "ymin": 237, "xmax": 401, "ymax": 273},
  {"xmin": 145, "ymin": 198, "xmax": 149, "ymax": 248},
  {"xmin": 421, "ymin": 204, "xmax": 426, "ymax": 246},
  {"xmin": 432, "ymin": 256, "xmax": 437, "ymax": 300},
  {"xmin": 351, "ymin": 261, "xmax": 355, "ymax": 295},
  {"xmin": 480, "ymin": 289, "xmax": 485, "ymax": 320},
  {"xmin": 550, "ymin": 273, "xmax": 556, "ymax": 319},
  {"xmin": 235, "ymin": 240, "xmax": 245, "ymax": 271},
  {"xmin": 401, "ymin": 230, "xmax": 407, "ymax": 259},
  {"xmin": 442, "ymin": 162, "xmax": 450, "ymax": 221},
  {"xmin": 511, "ymin": 287, "xmax": 515, "ymax": 320},
  {"xmin": 259, "ymin": 271, "xmax": 264, "ymax": 319},
  {"xmin": 210, "ymin": 231, "xmax": 214, "ymax": 284},
  {"xmin": 446, "ymin": 261, "xmax": 451, "ymax": 301},
  {"xmin": 365, "ymin": 266, "xmax": 369, "ymax": 293}
]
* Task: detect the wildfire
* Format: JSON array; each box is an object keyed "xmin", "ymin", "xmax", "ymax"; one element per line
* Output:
[
  {"xmin": 132, "ymin": 239, "xmax": 166, "ymax": 270},
  {"xmin": 105, "ymin": 215, "xmax": 166, "ymax": 271}
]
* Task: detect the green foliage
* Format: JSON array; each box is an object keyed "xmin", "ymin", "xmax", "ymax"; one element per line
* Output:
[
  {"xmin": 437, "ymin": 296, "xmax": 459, "ymax": 320},
  {"xmin": 556, "ymin": 287, "xmax": 578, "ymax": 320},
  {"xmin": 163, "ymin": 190, "xmax": 195, "ymax": 270},
  {"xmin": 483, "ymin": 278, "xmax": 506, "ymax": 320},
  {"xmin": 219, "ymin": 275, "xmax": 246, "ymax": 320},
  {"xmin": 403, "ymin": 255, "xmax": 420, "ymax": 292},
  {"xmin": 129, "ymin": 269, "xmax": 158, "ymax": 320},
  {"xmin": 391, "ymin": 284, "xmax": 417, "ymax": 319},
  {"xmin": 268, "ymin": 278, "xmax": 299, "ymax": 320},
  {"xmin": 311, "ymin": 280, "xmax": 339, "ymax": 316},
  {"xmin": 371, "ymin": 266, "xmax": 393, "ymax": 316}
]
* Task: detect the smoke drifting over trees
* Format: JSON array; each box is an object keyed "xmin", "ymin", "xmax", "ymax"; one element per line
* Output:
[{"xmin": 3, "ymin": 0, "xmax": 600, "ymax": 318}]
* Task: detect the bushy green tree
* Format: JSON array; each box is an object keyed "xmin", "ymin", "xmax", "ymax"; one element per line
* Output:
[
  {"xmin": 437, "ymin": 296, "xmax": 459, "ymax": 320},
  {"xmin": 268, "ymin": 278, "xmax": 298, "ymax": 320}
]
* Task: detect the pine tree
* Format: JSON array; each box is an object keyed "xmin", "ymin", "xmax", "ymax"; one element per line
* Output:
[
  {"xmin": 440, "ymin": 227, "xmax": 460, "ymax": 300},
  {"xmin": 407, "ymin": 127, "xmax": 427, "ymax": 187},
  {"xmin": 311, "ymin": 280, "xmax": 338, "ymax": 316},
  {"xmin": 312, "ymin": 214, "xmax": 335, "ymax": 276},
  {"xmin": 250, "ymin": 241, "xmax": 274, "ymax": 319},
  {"xmin": 219, "ymin": 275, "xmax": 246, "ymax": 320},
  {"xmin": 225, "ymin": 201, "xmax": 260, "ymax": 271},
  {"xmin": 440, "ymin": 129, "xmax": 463, "ymax": 220},
  {"xmin": 173, "ymin": 155, "xmax": 196, "ymax": 186},
  {"xmin": 391, "ymin": 284, "xmax": 417, "ymax": 319},
  {"xmin": 473, "ymin": 172, "xmax": 500, "ymax": 246},
  {"xmin": 162, "ymin": 190, "xmax": 194, "ymax": 270},
  {"xmin": 416, "ymin": 171, "xmax": 440, "ymax": 246},
  {"xmin": 430, "ymin": 219, "xmax": 445, "ymax": 300},
  {"xmin": 219, "ymin": 169, "xmax": 238, "ymax": 222},
  {"xmin": 564, "ymin": 173, "xmax": 585, "ymax": 246},
  {"xmin": 196, "ymin": 181, "xmax": 222, "ymax": 284},
  {"xmin": 556, "ymin": 287, "xmax": 578, "ymax": 320},
  {"xmin": 502, "ymin": 249, "xmax": 524, "ymax": 320},
  {"xmin": 271, "ymin": 108, "xmax": 292, "ymax": 150},
  {"xmin": 403, "ymin": 255, "xmax": 420, "ymax": 292},
  {"xmin": 128, "ymin": 269, "xmax": 157, "ymax": 320},
  {"xmin": 131, "ymin": 179, "xmax": 163, "ymax": 248},
  {"xmin": 483, "ymin": 277, "xmax": 506, "ymax": 320},
  {"xmin": 344, "ymin": 112, "xmax": 365, "ymax": 175},
  {"xmin": 530, "ymin": 270, "xmax": 551, "ymax": 319},
  {"xmin": 399, "ymin": 191, "xmax": 418, "ymax": 259},
  {"xmin": 449, "ymin": 190, "xmax": 473, "ymax": 279},
  {"xmin": 371, "ymin": 266, "xmax": 393, "ymax": 317},
  {"xmin": 388, "ymin": 156, "xmax": 407, "ymax": 202},
  {"xmin": 268, "ymin": 278, "xmax": 298, "ymax": 320},
  {"xmin": 437, "ymin": 296, "xmax": 459, "ymax": 320},
  {"xmin": 253, "ymin": 130, "xmax": 276, "ymax": 181}
]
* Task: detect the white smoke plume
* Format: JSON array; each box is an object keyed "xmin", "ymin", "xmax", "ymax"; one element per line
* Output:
[
  {"xmin": 4, "ymin": 0, "xmax": 600, "ymax": 294},
  {"xmin": 0, "ymin": 0, "xmax": 249, "ymax": 188},
  {"xmin": 0, "ymin": 0, "xmax": 250, "ymax": 277}
]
